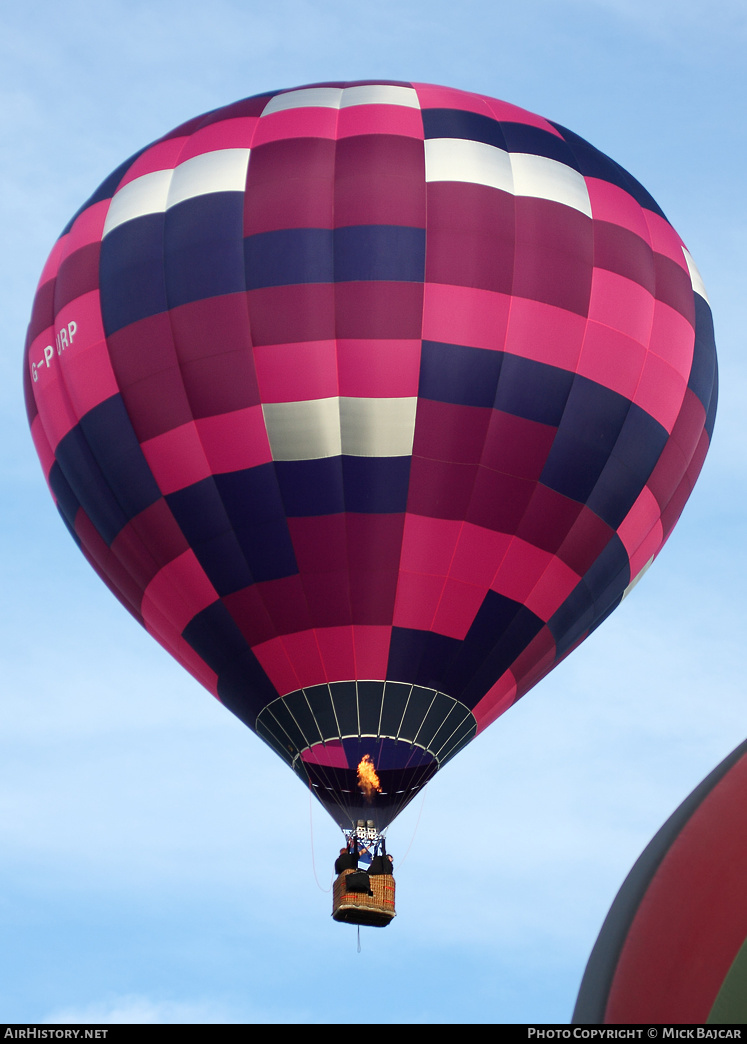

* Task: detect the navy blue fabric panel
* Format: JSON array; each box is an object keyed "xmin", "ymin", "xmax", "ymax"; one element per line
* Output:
[
  {"xmin": 166, "ymin": 477, "xmax": 276, "ymax": 594},
  {"xmin": 54, "ymin": 425, "xmax": 129, "ymax": 545},
  {"xmin": 446, "ymin": 592, "xmax": 544, "ymax": 703},
  {"xmin": 164, "ymin": 193, "xmax": 246, "ymax": 307},
  {"xmin": 100, "ymin": 214, "xmax": 168, "ymax": 335},
  {"xmin": 244, "ymin": 228, "xmax": 333, "ymax": 290},
  {"xmin": 587, "ymin": 406, "xmax": 668, "ymax": 527},
  {"xmin": 341, "ymin": 456, "xmax": 411, "ymax": 513},
  {"xmin": 56, "ymin": 503, "xmax": 82, "ymax": 547},
  {"xmin": 244, "ymin": 226, "xmax": 426, "ymax": 289},
  {"xmin": 55, "ymin": 397, "xmax": 161, "ymax": 545},
  {"xmin": 217, "ymin": 643, "xmax": 281, "ymax": 726},
  {"xmin": 549, "ymin": 580, "xmax": 595, "ymax": 659},
  {"xmin": 419, "ymin": 340, "xmax": 503, "ymax": 407},
  {"xmin": 166, "ymin": 477, "xmax": 232, "ymax": 546},
  {"xmin": 275, "ymin": 458, "xmax": 345, "ymax": 516},
  {"xmin": 421, "ymin": 109, "xmax": 508, "ymax": 150},
  {"xmin": 584, "ymin": 533, "xmax": 630, "ymax": 608},
  {"xmin": 541, "ymin": 377, "xmax": 630, "ymax": 504},
  {"xmin": 49, "ymin": 460, "xmax": 82, "ymax": 534},
  {"xmin": 689, "ymin": 295, "xmax": 718, "ymax": 412},
  {"xmin": 60, "ymin": 149, "xmax": 148, "ymax": 236},
  {"xmin": 164, "ymin": 478, "xmax": 252, "ymax": 593},
  {"xmin": 213, "ymin": 468, "xmax": 297, "ymax": 583},
  {"xmin": 549, "ymin": 534, "xmax": 629, "ymax": 657},
  {"xmin": 499, "ymin": 122, "xmax": 579, "ymax": 167},
  {"xmin": 387, "ymin": 627, "xmax": 462, "ymax": 690},
  {"xmin": 333, "ymin": 226, "xmax": 425, "ymax": 282},
  {"xmin": 79, "ymin": 395, "xmax": 162, "ymax": 519},
  {"xmin": 182, "ymin": 599, "xmax": 249, "ymax": 667},
  {"xmin": 182, "ymin": 603, "xmax": 278, "ymax": 721},
  {"xmin": 495, "ymin": 355, "xmax": 575, "ymax": 426},
  {"xmin": 214, "ymin": 465, "xmax": 289, "ymax": 527},
  {"xmin": 274, "ymin": 457, "xmax": 410, "ymax": 515},
  {"xmin": 705, "ymin": 363, "xmax": 718, "ymax": 441},
  {"xmin": 550, "ymin": 123, "xmax": 667, "ymax": 220}
]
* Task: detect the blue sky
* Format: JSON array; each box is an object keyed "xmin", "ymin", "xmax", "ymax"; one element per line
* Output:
[{"xmin": 1, "ymin": 0, "xmax": 745, "ymax": 1025}]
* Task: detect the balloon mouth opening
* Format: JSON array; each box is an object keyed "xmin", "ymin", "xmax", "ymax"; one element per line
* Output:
[{"xmin": 295, "ymin": 736, "xmax": 439, "ymax": 831}]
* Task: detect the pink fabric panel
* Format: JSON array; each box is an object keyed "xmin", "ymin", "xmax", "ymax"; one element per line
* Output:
[
  {"xmin": 413, "ymin": 82, "xmax": 497, "ymax": 114},
  {"xmin": 252, "ymin": 635, "xmax": 304, "ymax": 695},
  {"xmin": 472, "ymin": 672, "xmax": 518, "ymax": 732},
  {"xmin": 63, "ymin": 337, "xmax": 121, "ymax": 425},
  {"xmin": 399, "ymin": 513, "xmax": 462, "ymax": 575},
  {"xmin": 648, "ymin": 301, "xmax": 695, "ymax": 378},
  {"xmin": 643, "ymin": 210, "xmax": 690, "ymax": 267},
  {"xmin": 37, "ymin": 237, "xmax": 65, "ymax": 287},
  {"xmin": 351, "ymin": 625, "xmax": 391, "ymax": 679},
  {"xmin": 301, "ymin": 741, "xmax": 349, "ymax": 767},
  {"xmin": 585, "ymin": 178, "xmax": 652, "ymax": 241},
  {"xmin": 28, "ymin": 342, "xmax": 79, "ymax": 451},
  {"xmin": 61, "ymin": 200, "xmax": 109, "ymax": 255},
  {"xmin": 629, "ymin": 521, "xmax": 664, "ymax": 581},
  {"xmin": 448, "ymin": 523, "xmax": 511, "ymax": 587},
  {"xmin": 422, "ymin": 283, "xmax": 511, "ymax": 352},
  {"xmin": 336, "ymin": 339, "xmax": 421, "ymax": 397},
  {"xmin": 285, "ymin": 630, "xmax": 331, "ymax": 688},
  {"xmin": 491, "ymin": 538, "xmax": 556, "ymax": 604},
  {"xmin": 315, "ymin": 626, "xmax": 356, "ymax": 682},
  {"xmin": 668, "ymin": 388, "xmax": 707, "ymax": 462},
  {"xmin": 503, "ymin": 297, "xmax": 586, "ymax": 371},
  {"xmin": 118, "ymin": 138, "xmax": 188, "ymax": 186},
  {"xmin": 251, "ymin": 107, "xmax": 339, "ymax": 146},
  {"xmin": 141, "ymin": 550, "xmax": 218, "ymax": 635},
  {"xmin": 633, "ymin": 352, "xmax": 687, "ymax": 434},
  {"xmin": 577, "ymin": 322, "xmax": 647, "ymax": 401},
  {"xmin": 145, "ymin": 617, "xmax": 220, "ymax": 696},
  {"xmin": 196, "ymin": 406, "xmax": 272, "ymax": 473},
  {"xmin": 431, "ymin": 578, "xmax": 487, "ymax": 640},
  {"xmin": 336, "ymin": 104, "xmax": 424, "ymax": 139},
  {"xmin": 141, "ymin": 423, "xmax": 212, "ymax": 495},
  {"xmin": 618, "ymin": 485, "xmax": 668, "ymax": 562},
  {"xmin": 392, "ymin": 571, "xmax": 445, "ymax": 631},
  {"xmin": 254, "ymin": 340, "xmax": 339, "ymax": 402},
  {"xmin": 524, "ymin": 556, "xmax": 583, "ymax": 622},
  {"xmin": 588, "ymin": 268, "xmax": 655, "ymax": 344},
  {"xmin": 179, "ymin": 117, "xmax": 259, "ymax": 157}
]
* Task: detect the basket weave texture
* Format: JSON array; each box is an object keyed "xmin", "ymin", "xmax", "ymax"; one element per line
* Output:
[{"xmin": 332, "ymin": 868, "xmax": 396, "ymax": 927}]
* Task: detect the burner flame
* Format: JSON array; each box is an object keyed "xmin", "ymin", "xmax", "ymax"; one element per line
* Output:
[{"xmin": 357, "ymin": 755, "xmax": 382, "ymax": 803}]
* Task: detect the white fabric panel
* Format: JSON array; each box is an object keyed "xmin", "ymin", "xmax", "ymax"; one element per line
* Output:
[
  {"xmin": 425, "ymin": 137, "xmax": 513, "ymax": 192},
  {"xmin": 263, "ymin": 398, "xmax": 341, "ymax": 460},
  {"xmin": 339, "ymin": 84, "xmax": 420, "ymax": 109},
  {"xmin": 682, "ymin": 248, "xmax": 710, "ymax": 304},
  {"xmin": 508, "ymin": 153, "xmax": 592, "ymax": 217},
  {"xmin": 261, "ymin": 87, "xmax": 344, "ymax": 115},
  {"xmin": 166, "ymin": 149, "xmax": 251, "ymax": 209},
  {"xmin": 425, "ymin": 139, "xmax": 592, "ymax": 217},
  {"xmin": 340, "ymin": 397, "xmax": 417, "ymax": 457},
  {"xmin": 622, "ymin": 555, "xmax": 654, "ymax": 599},
  {"xmin": 103, "ymin": 169, "xmax": 173, "ymax": 237}
]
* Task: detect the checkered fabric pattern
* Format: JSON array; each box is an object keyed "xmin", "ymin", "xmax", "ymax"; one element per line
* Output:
[{"xmin": 24, "ymin": 82, "xmax": 718, "ymax": 829}]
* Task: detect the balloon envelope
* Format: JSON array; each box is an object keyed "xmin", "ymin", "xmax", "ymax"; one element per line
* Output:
[
  {"xmin": 574, "ymin": 740, "xmax": 747, "ymax": 1024},
  {"xmin": 24, "ymin": 82, "xmax": 717, "ymax": 830}
]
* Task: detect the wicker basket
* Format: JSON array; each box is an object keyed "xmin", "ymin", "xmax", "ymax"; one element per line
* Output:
[{"xmin": 332, "ymin": 868, "xmax": 396, "ymax": 927}]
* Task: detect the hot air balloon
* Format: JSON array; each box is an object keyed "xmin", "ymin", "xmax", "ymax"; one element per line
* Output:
[
  {"xmin": 574, "ymin": 740, "xmax": 747, "ymax": 1024},
  {"xmin": 24, "ymin": 81, "xmax": 717, "ymax": 855}
]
